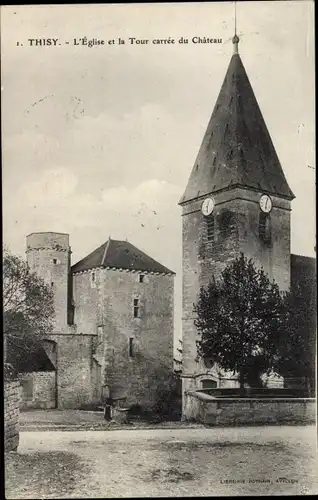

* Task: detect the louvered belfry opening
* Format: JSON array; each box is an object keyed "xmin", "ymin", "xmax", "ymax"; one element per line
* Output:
[
  {"xmin": 206, "ymin": 215, "xmax": 215, "ymax": 242},
  {"xmin": 259, "ymin": 212, "xmax": 272, "ymax": 244},
  {"xmin": 218, "ymin": 209, "xmax": 237, "ymax": 240}
]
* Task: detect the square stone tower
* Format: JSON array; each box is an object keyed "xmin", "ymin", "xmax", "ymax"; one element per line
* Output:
[{"xmin": 179, "ymin": 36, "xmax": 294, "ymax": 402}]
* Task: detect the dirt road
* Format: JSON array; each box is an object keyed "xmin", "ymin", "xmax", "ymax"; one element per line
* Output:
[{"xmin": 5, "ymin": 425, "xmax": 318, "ymax": 498}]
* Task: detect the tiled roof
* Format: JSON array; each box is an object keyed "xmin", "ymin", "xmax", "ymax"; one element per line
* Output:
[
  {"xmin": 71, "ymin": 238, "xmax": 175, "ymax": 275},
  {"xmin": 180, "ymin": 46, "xmax": 294, "ymax": 204}
]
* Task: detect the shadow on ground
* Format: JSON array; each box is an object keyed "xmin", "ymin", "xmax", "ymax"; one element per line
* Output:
[
  {"xmin": 5, "ymin": 451, "xmax": 90, "ymax": 499},
  {"xmin": 157, "ymin": 440, "xmax": 287, "ymax": 451}
]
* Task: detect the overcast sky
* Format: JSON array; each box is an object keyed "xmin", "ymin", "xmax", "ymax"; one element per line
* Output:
[{"xmin": 1, "ymin": 1, "xmax": 315, "ymax": 338}]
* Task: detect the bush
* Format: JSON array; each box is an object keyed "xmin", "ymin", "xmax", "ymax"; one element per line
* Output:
[
  {"xmin": 4, "ymin": 363, "xmax": 17, "ymax": 382},
  {"xmin": 127, "ymin": 404, "xmax": 142, "ymax": 417},
  {"xmin": 127, "ymin": 404, "xmax": 160, "ymax": 423},
  {"xmin": 152, "ymin": 374, "xmax": 182, "ymax": 422}
]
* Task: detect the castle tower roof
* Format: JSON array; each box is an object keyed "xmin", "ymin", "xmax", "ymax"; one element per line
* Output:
[
  {"xmin": 179, "ymin": 36, "xmax": 294, "ymax": 204},
  {"xmin": 72, "ymin": 238, "xmax": 174, "ymax": 275}
]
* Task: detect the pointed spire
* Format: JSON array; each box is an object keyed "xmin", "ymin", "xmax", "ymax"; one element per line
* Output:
[{"xmin": 179, "ymin": 33, "xmax": 294, "ymax": 205}]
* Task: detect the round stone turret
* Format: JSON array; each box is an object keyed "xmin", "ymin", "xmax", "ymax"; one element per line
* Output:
[{"xmin": 26, "ymin": 232, "xmax": 71, "ymax": 332}]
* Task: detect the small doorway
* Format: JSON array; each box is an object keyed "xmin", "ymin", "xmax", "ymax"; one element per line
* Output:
[{"xmin": 21, "ymin": 376, "xmax": 33, "ymax": 400}]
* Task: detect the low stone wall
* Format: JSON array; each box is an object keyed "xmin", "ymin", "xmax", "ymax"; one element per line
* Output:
[
  {"xmin": 183, "ymin": 391, "xmax": 316, "ymax": 426},
  {"xmin": 20, "ymin": 371, "xmax": 56, "ymax": 410},
  {"xmin": 4, "ymin": 380, "xmax": 20, "ymax": 452},
  {"xmin": 48, "ymin": 334, "xmax": 97, "ymax": 409}
]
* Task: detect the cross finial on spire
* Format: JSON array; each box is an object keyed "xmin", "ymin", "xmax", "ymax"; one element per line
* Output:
[{"xmin": 232, "ymin": 1, "xmax": 239, "ymax": 54}]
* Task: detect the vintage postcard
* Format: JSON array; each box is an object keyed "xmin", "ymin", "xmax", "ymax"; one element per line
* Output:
[{"xmin": 2, "ymin": 1, "xmax": 316, "ymax": 498}]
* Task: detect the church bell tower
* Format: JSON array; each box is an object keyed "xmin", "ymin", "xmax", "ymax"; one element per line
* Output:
[{"xmin": 179, "ymin": 35, "xmax": 295, "ymax": 398}]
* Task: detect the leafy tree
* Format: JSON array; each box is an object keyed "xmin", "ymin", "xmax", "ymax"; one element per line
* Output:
[
  {"xmin": 274, "ymin": 282, "xmax": 316, "ymax": 396},
  {"xmin": 152, "ymin": 371, "xmax": 182, "ymax": 421},
  {"xmin": 3, "ymin": 246, "xmax": 55, "ymax": 371},
  {"xmin": 194, "ymin": 253, "xmax": 288, "ymax": 395}
]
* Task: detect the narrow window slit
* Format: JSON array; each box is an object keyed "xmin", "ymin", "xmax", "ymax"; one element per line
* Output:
[
  {"xmin": 129, "ymin": 337, "xmax": 134, "ymax": 358},
  {"xmin": 133, "ymin": 298, "xmax": 140, "ymax": 318}
]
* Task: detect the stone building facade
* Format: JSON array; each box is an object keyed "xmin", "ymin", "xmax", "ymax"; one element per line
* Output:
[
  {"xmin": 179, "ymin": 35, "xmax": 316, "ymax": 412},
  {"xmin": 24, "ymin": 232, "xmax": 174, "ymax": 409}
]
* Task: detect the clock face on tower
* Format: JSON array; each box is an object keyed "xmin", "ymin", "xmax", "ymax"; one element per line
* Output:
[
  {"xmin": 201, "ymin": 197, "xmax": 215, "ymax": 216},
  {"xmin": 259, "ymin": 194, "xmax": 272, "ymax": 213}
]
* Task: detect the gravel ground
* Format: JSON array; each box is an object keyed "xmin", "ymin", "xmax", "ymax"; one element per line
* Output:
[
  {"xmin": 19, "ymin": 409, "xmax": 203, "ymax": 431},
  {"xmin": 19, "ymin": 409, "xmax": 107, "ymax": 426},
  {"xmin": 5, "ymin": 425, "xmax": 318, "ymax": 498}
]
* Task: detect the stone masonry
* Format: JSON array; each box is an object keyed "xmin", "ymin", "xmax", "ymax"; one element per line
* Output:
[
  {"xmin": 48, "ymin": 333, "xmax": 99, "ymax": 409},
  {"xmin": 181, "ymin": 188, "xmax": 291, "ymax": 383},
  {"xmin": 4, "ymin": 380, "xmax": 20, "ymax": 452},
  {"xmin": 73, "ymin": 268, "xmax": 174, "ymax": 407},
  {"xmin": 20, "ymin": 371, "xmax": 56, "ymax": 410},
  {"xmin": 25, "ymin": 232, "xmax": 175, "ymax": 409},
  {"xmin": 179, "ymin": 35, "xmax": 297, "ymax": 418},
  {"xmin": 183, "ymin": 391, "xmax": 316, "ymax": 426},
  {"xmin": 26, "ymin": 232, "xmax": 98, "ymax": 409},
  {"xmin": 26, "ymin": 232, "xmax": 71, "ymax": 333}
]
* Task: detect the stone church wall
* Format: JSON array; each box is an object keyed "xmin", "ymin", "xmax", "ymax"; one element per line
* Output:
[
  {"xmin": 181, "ymin": 201, "xmax": 204, "ymax": 378},
  {"xmin": 180, "ymin": 188, "xmax": 292, "ymax": 409},
  {"xmin": 234, "ymin": 190, "xmax": 291, "ymax": 292}
]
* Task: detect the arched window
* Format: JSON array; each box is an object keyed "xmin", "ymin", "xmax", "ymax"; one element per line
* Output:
[{"xmin": 259, "ymin": 213, "xmax": 271, "ymax": 243}]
